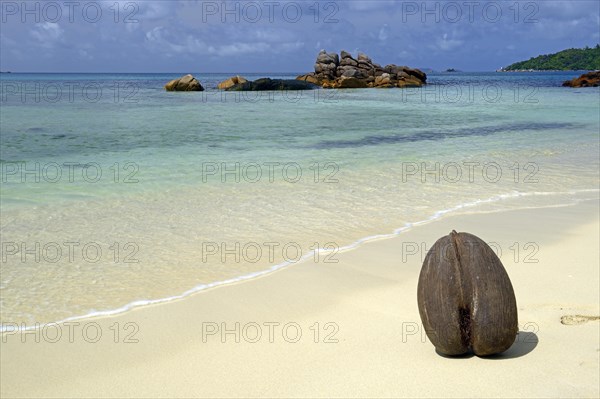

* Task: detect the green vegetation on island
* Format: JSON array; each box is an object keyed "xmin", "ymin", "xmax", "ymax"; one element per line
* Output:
[{"xmin": 501, "ymin": 45, "xmax": 600, "ymax": 71}]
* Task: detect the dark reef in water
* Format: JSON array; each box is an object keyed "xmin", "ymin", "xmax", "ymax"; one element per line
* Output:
[
  {"xmin": 225, "ymin": 78, "xmax": 317, "ymax": 91},
  {"xmin": 311, "ymin": 123, "xmax": 577, "ymax": 149}
]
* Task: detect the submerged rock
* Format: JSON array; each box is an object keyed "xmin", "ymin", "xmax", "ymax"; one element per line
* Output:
[{"xmin": 164, "ymin": 74, "xmax": 204, "ymax": 91}]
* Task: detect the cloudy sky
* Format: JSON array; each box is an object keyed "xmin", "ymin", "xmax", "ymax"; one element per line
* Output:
[{"xmin": 1, "ymin": 0, "xmax": 598, "ymax": 72}]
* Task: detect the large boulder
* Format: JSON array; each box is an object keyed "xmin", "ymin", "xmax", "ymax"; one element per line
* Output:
[
  {"xmin": 316, "ymin": 50, "xmax": 339, "ymax": 66},
  {"xmin": 340, "ymin": 50, "xmax": 353, "ymax": 60},
  {"xmin": 374, "ymin": 73, "xmax": 393, "ymax": 88},
  {"xmin": 337, "ymin": 76, "xmax": 369, "ymax": 89},
  {"xmin": 358, "ymin": 61, "xmax": 374, "ymax": 70},
  {"xmin": 384, "ymin": 64, "xmax": 403, "ymax": 75},
  {"xmin": 217, "ymin": 75, "xmax": 248, "ymax": 90},
  {"xmin": 341, "ymin": 68, "xmax": 361, "ymax": 78},
  {"xmin": 314, "ymin": 50, "xmax": 341, "ymax": 80},
  {"xmin": 397, "ymin": 76, "xmax": 425, "ymax": 88},
  {"xmin": 340, "ymin": 57, "xmax": 358, "ymax": 67},
  {"xmin": 165, "ymin": 74, "xmax": 204, "ymax": 91},
  {"xmin": 404, "ymin": 67, "xmax": 427, "ymax": 83},
  {"xmin": 315, "ymin": 62, "xmax": 337, "ymax": 76},
  {"xmin": 357, "ymin": 52, "xmax": 372, "ymax": 64},
  {"xmin": 562, "ymin": 71, "xmax": 600, "ymax": 87},
  {"xmin": 336, "ymin": 66, "xmax": 366, "ymax": 79},
  {"xmin": 226, "ymin": 78, "xmax": 318, "ymax": 91}
]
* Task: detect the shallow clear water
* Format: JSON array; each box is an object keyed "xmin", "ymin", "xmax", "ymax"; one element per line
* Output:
[{"xmin": 1, "ymin": 72, "xmax": 598, "ymax": 327}]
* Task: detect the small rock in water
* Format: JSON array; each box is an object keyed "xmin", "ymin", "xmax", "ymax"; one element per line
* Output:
[
  {"xmin": 562, "ymin": 71, "xmax": 600, "ymax": 88},
  {"xmin": 217, "ymin": 75, "xmax": 248, "ymax": 90},
  {"xmin": 164, "ymin": 74, "xmax": 204, "ymax": 91}
]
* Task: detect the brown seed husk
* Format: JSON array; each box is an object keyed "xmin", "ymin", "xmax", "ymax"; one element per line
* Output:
[{"xmin": 417, "ymin": 231, "xmax": 518, "ymax": 356}]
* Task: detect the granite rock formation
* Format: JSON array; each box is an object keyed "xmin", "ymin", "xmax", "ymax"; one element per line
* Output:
[{"xmin": 297, "ymin": 50, "xmax": 427, "ymax": 89}]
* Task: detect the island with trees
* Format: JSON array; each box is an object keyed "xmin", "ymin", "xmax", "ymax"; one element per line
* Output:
[{"xmin": 499, "ymin": 45, "xmax": 600, "ymax": 71}]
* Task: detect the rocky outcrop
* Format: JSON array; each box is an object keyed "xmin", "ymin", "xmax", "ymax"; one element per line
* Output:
[
  {"xmin": 225, "ymin": 78, "xmax": 318, "ymax": 91},
  {"xmin": 297, "ymin": 50, "xmax": 427, "ymax": 89},
  {"xmin": 562, "ymin": 71, "xmax": 600, "ymax": 87},
  {"xmin": 164, "ymin": 74, "xmax": 204, "ymax": 91},
  {"xmin": 217, "ymin": 75, "xmax": 248, "ymax": 90}
]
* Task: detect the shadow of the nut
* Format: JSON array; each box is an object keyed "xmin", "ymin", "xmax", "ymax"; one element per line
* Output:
[
  {"xmin": 434, "ymin": 331, "xmax": 539, "ymax": 360},
  {"xmin": 484, "ymin": 331, "xmax": 539, "ymax": 360},
  {"xmin": 435, "ymin": 350, "xmax": 474, "ymax": 359}
]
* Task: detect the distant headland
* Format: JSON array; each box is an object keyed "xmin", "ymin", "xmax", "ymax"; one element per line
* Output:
[{"xmin": 498, "ymin": 45, "xmax": 600, "ymax": 72}]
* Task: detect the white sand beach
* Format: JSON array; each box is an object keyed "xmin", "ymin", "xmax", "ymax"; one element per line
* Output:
[{"xmin": 1, "ymin": 200, "xmax": 598, "ymax": 398}]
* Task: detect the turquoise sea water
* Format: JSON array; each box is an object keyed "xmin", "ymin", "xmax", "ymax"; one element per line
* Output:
[{"xmin": 1, "ymin": 72, "xmax": 599, "ymax": 328}]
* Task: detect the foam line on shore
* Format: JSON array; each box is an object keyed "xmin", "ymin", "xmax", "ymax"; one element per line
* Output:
[{"xmin": 1, "ymin": 188, "xmax": 597, "ymax": 333}]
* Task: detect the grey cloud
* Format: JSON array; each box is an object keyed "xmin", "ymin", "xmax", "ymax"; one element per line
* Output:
[{"xmin": 0, "ymin": 0, "xmax": 597, "ymax": 72}]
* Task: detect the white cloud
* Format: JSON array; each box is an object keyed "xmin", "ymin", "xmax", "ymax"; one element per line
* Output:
[
  {"xmin": 348, "ymin": 1, "xmax": 396, "ymax": 11},
  {"xmin": 278, "ymin": 41, "xmax": 305, "ymax": 52},
  {"xmin": 145, "ymin": 26, "xmax": 196, "ymax": 54},
  {"xmin": 99, "ymin": 0, "xmax": 179, "ymax": 20},
  {"xmin": 78, "ymin": 49, "xmax": 93, "ymax": 60},
  {"xmin": 214, "ymin": 42, "xmax": 271, "ymax": 56},
  {"xmin": 30, "ymin": 22, "xmax": 64, "ymax": 48},
  {"xmin": 145, "ymin": 25, "xmax": 307, "ymax": 58},
  {"xmin": 3, "ymin": 0, "xmax": 598, "ymax": 72},
  {"xmin": 378, "ymin": 24, "xmax": 389, "ymax": 41},
  {"xmin": 436, "ymin": 33, "xmax": 463, "ymax": 51}
]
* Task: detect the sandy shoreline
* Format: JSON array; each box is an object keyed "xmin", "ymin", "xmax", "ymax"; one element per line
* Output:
[{"xmin": 1, "ymin": 200, "xmax": 599, "ymax": 398}]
